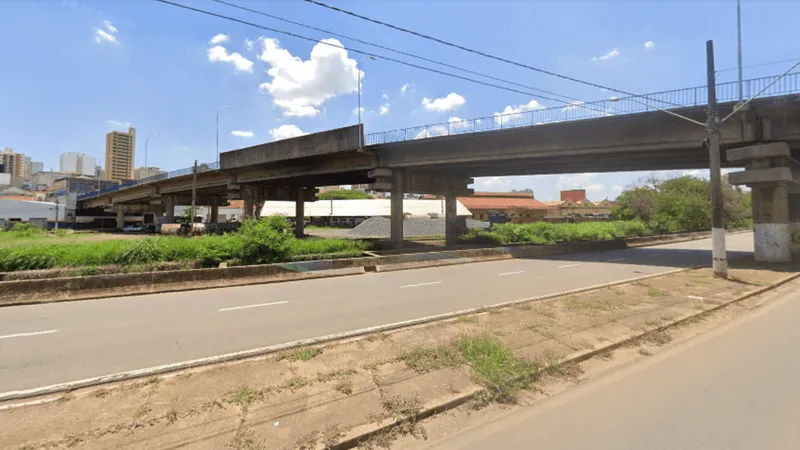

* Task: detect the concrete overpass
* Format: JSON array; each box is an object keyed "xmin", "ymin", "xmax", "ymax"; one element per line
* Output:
[{"xmin": 77, "ymin": 73, "xmax": 800, "ymax": 259}]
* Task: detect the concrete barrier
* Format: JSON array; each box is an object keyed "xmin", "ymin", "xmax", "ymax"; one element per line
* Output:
[{"xmin": 0, "ymin": 229, "xmax": 750, "ymax": 306}]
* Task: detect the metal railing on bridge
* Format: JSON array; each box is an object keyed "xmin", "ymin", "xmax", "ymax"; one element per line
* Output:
[
  {"xmin": 79, "ymin": 72, "xmax": 799, "ymax": 200},
  {"xmin": 364, "ymin": 72, "xmax": 800, "ymax": 145},
  {"xmin": 78, "ymin": 162, "xmax": 220, "ymax": 201}
]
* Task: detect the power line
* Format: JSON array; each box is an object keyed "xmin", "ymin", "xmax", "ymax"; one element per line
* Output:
[
  {"xmin": 210, "ymin": 0, "xmax": 590, "ymax": 109},
  {"xmin": 717, "ymin": 57, "xmax": 800, "ymax": 73},
  {"xmin": 154, "ymin": 0, "xmax": 607, "ymax": 114},
  {"xmin": 302, "ymin": 0, "xmax": 684, "ymax": 108},
  {"xmin": 211, "ymin": 0, "xmax": 599, "ymax": 111}
]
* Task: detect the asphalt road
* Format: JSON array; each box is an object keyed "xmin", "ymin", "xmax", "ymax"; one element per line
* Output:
[
  {"xmin": 431, "ymin": 272, "xmax": 800, "ymax": 450},
  {"xmin": 0, "ymin": 233, "xmax": 754, "ymax": 393}
]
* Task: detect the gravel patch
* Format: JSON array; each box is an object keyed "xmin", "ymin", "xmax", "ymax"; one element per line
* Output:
[{"xmin": 347, "ymin": 217, "xmax": 489, "ymax": 238}]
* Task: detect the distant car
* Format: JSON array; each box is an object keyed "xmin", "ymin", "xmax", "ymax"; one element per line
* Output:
[
  {"xmin": 143, "ymin": 224, "xmax": 157, "ymax": 234},
  {"xmin": 122, "ymin": 225, "xmax": 143, "ymax": 232}
]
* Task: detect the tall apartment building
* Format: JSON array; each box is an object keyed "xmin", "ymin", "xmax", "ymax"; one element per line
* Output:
[
  {"xmin": 105, "ymin": 127, "xmax": 136, "ymax": 181},
  {"xmin": 31, "ymin": 161, "xmax": 43, "ymax": 174},
  {"xmin": 134, "ymin": 166, "xmax": 166, "ymax": 180},
  {"xmin": 59, "ymin": 152, "xmax": 97, "ymax": 177},
  {"xmin": 0, "ymin": 147, "xmax": 25, "ymax": 180}
]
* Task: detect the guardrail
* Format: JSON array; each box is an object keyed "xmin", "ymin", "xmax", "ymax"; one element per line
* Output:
[
  {"xmin": 78, "ymin": 162, "xmax": 220, "ymax": 201},
  {"xmin": 364, "ymin": 72, "xmax": 800, "ymax": 145}
]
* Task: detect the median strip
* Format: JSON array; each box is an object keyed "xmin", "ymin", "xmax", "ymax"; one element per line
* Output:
[{"xmin": 2, "ymin": 260, "xmax": 795, "ymax": 450}]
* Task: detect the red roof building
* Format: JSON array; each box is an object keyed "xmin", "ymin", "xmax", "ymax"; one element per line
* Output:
[{"xmin": 560, "ymin": 189, "xmax": 586, "ymax": 202}]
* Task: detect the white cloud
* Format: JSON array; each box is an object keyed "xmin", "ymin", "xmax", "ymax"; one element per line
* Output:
[
  {"xmin": 413, "ymin": 117, "xmax": 476, "ymax": 139},
  {"xmin": 591, "ymin": 48, "xmax": 620, "ymax": 62},
  {"xmin": 556, "ymin": 173, "xmax": 599, "ymax": 191},
  {"xmin": 208, "ymin": 45, "xmax": 254, "ymax": 72},
  {"xmin": 494, "ymin": 99, "xmax": 545, "ymax": 126},
  {"xmin": 244, "ymin": 38, "xmax": 254, "ymax": 51},
  {"xmin": 421, "ymin": 92, "xmax": 465, "ymax": 112},
  {"xmin": 586, "ymin": 184, "xmax": 606, "ymax": 193},
  {"xmin": 379, "ymin": 104, "xmax": 390, "ymax": 115},
  {"xmin": 352, "ymin": 107, "xmax": 365, "ymax": 116},
  {"xmin": 258, "ymin": 38, "xmax": 360, "ymax": 117},
  {"xmin": 644, "ymin": 40, "xmax": 655, "ymax": 50},
  {"xmin": 103, "ymin": 20, "xmax": 118, "ymax": 33},
  {"xmin": 210, "ymin": 33, "xmax": 229, "ymax": 45},
  {"xmin": 382, "ymin": 93, "xmax": 390, "ymax": 100},
  {"xmin": 94, "ymin": 20, "xmax": 119, "ymax": 44},
  {"xmin": 561, "ymin": 100, "xmax": 585, "ymax": 113},
  {"xmin": 269, "ymin": 124, "xmax": 306, "ymax": 141},
  {"xmin": 611, "ymin": 185, "xmax": 624, "ymax": 193},
  {"xmin": 400, "ymin": 83, "xmax": 414, "ymax": 96},
  {"xmin": 107, "ymin": 119, "xmax": 131, "ymax": 129},
  {"xmin": 230, "ymin": 130, "xmax": 254, "ymax": 138},
  {"xmin": 474, "ymin": 177, "xmax": 513, "ymax": 191}
]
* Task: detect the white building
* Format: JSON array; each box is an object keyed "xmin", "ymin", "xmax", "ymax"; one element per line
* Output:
[
  {"xmin": 0, "ymin": 199, "xmax": 66, "ymax": 221},
  {"xmin": 260, "ymin": 199, "xmax": 471, "ymax": 218},
  {"xmin": 59, "ymin": 152, "xmax": 96, "ymax": 177},
  {"xmin": 0, "ymin": 173, "xmax": 10, "ymax": 186}
]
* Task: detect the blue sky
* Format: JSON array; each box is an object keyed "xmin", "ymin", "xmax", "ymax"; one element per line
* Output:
[{"xmin": 1, "ymin": 0, "xmax": 798, "ymax": 200}]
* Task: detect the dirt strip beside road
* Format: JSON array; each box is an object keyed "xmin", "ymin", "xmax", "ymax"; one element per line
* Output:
[{"xmin": 1, "ymin": 261, "xmax": 796, "ymax": 450}]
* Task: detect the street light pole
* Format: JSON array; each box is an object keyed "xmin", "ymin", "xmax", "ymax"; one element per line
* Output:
[
  {"xmin": 216, "ymin": 106, "xmax": 235, "ymax": 165},
  {"xmin": 357, "ymin": 56, "xmax": 376, "ymax": 150},
  {"xmin": 737, "ymin": 0, "xmax": 744, "ymax": 101},
  {"xmin": 144, "ymin": 133, "xmax": 162, "ymax": 179},
  {"xmin": 706, "ymin": 40, "xmax": 728, "ymax": 278}
]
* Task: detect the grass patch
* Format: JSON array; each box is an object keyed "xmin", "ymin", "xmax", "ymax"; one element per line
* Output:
[
  {"xmin": 279, "ymin": 347, "xmax": 322, "ymax": 362},
  {"xmin": 457, "ymin": 316, "xmax": 477, "ymax": 324},
  {"xmin": 401, "ymin": 345, "xmax": 461, "ymax": 374},
  {"xmin": 334, "ymin": 380, "xmax": 354, "ymax": 395},
  {"xmin": 458, "ymin": 335, "xmax": 539, "ymax": 405},
  {"xmin": 284, "ymin": 376, "xmax": 311, "ymax": 391},
  {"xmin": 639, "ymin": 330, "xmax": 673, "ymax": 346},
  {"xmin": 565, "ymin": 296, "xmax": 624, "ymax": 315},
  {"xmin": 647, "ymin": 287, "xmax": 665, "ymax": 297},
  {"xmin": 227, "ymin": 387, "xmax": 262, "ymax": 408},
  {"xmin": 317, "ymin": 368, "xmax": 357, "ymax": 383},
  {"xmin": 0, "ymin": 216, "xmax": 367, "ymax": 272},
  {"xmin": 461, "ymin": 220, "xmax": 651, "ymax": 245},
  {"xmin": 516, "ymin": 303, "xmax": 533, "ymax": 311}
]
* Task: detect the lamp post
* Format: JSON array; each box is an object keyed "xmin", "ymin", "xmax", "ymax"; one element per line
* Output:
[
  {"xmin": 144, "ymin": 133, "xmax": 162, "ymax": 179},
  {"xmin": 357, "ymin": 55, "xmax": 376, "ymax": 150},
  {"xmin": 737, "ymin": 0, "xmax": 744, "ymax": 101},
  {"xmin": 217, "ymin": 106, "xmax": 235, "ymax": 165}
]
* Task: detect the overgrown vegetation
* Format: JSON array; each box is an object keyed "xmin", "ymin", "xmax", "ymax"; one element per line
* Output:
[
  {"xmin": 462, "ymin": 220, "xmax": 651, "ymax": 245},
  {"xmin": 462, "ymin": 174, "xmax": 752, "ymax": 245},
  {"xmin": 613, "ymin": 174, "xmax": 752, "ymax": 233},
  {"xmin": 0, "ymin": 216, "xmax": 367, "ymax": 272},
  {"xmin": 458, "ymin": 335, "xmax": 539, "ymax": 405},
  {"xmin": 317, "ymin": 189, "xmax": 372, "ymax": 200}
]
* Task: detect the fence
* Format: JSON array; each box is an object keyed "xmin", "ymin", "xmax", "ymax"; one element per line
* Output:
[
  {"xmin": 364, "ymin": 72, "xmax": 800, "ymax": 145},
  {"xmin": 78, "ymin": 162, "xmax": 220, "ymax": 201}
]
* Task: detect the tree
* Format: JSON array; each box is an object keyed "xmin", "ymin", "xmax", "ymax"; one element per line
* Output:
[
  {"xmin": 317, "ymin": 190, "xmax": 372, "ymax": 200},
  {"xmin": 511, "ymin": 188, "xmax": 534, "ymax": 194},
  {"xmin": 612, "ymin": 174, "xmax": 751, "ymax": 233}
]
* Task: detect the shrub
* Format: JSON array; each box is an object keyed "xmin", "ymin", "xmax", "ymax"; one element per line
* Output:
[{"xmin": 462, "ymin": 220, "xmax": 650, "ymax": 245}]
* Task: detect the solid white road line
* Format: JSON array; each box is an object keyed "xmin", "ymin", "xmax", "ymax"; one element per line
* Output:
[
  {"xmin": 607, "ymin": 258, "xmax": 627, "ymax": 262},
  {"xmin": 0, "ymin": 330, "xmax": 58, "ymax": 340},
  {"xmin": 400, "ymin": 281, "xmax": 443, "ymax": 289},
  {"xmin": 218, "ymin": 301, "xmax": 289, "ymax": 312},
  {"xmin": 558, "ymin": 264, "xmax": 581, "ymax": 269},
  {"xmin": 498, "ymin": 271, "xmax": 525, "ymax": 276}
]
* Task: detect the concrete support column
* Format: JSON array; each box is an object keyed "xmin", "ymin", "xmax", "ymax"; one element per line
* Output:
[
  {"xmin": 210, "ymin": 197, "xmax": 220, "ymax": 224},
  {"xmin": 164, "ymin": 195, "xmax": 176, "ymax": 220},
  {"xmin": 115, "ymin": 210, "xmax": 125, "ymax": 230},
  {"xmin": 295, "ymin": 187, "xmax": 305, "ymax": 239},
  {"xmin": 752, "ymin": 182, "xmax": 792, "ymax": 262},
  {"xmin": 391, "ymin": 171, "xmax": 405, "ymax": 249},
  {"xmin": 445, "ymin": 192, "xmax": 465, "ymax": 247},
  {"xmin": 790, "ymin": 189, "xmax": 800, "ymax": 261},
  {"xmin": 243, "ymin": 187, "xmax": 255, "ymax": 219}
]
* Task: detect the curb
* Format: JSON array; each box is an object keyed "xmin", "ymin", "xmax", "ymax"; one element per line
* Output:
[
  {"xmin": 326, "ymin": 270, "xmax": 800, "ymax": 450},
  {"xmin": 0, "ymin": 266, "xmax": 695, "ymax": 403},
  {"xmin": 0, "ymin": 229, "xmax": 749, "ymax": 307}
]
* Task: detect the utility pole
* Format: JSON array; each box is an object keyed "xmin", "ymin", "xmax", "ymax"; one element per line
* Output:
[
  {"xmin": 737, "ymin": 0, "xmax": 744, "ymax": 100},
  {"xmin": 190, "ymin": 160, "xmax": 198, "ymax": 231},
  {"xmin": 54, "ymin": 197, "xmax": 59, "ymax": 230},
  {"xmin": 706, "ymin": 40, "xmax": 728, "ymax": 278}
]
